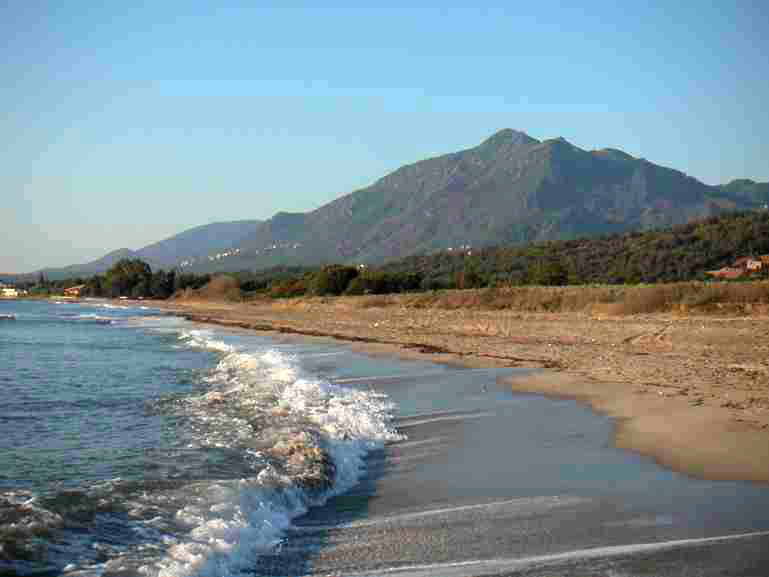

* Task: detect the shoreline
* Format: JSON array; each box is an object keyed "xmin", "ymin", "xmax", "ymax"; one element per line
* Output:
[{"xmin": 135, "ymin": 296, "xmax": 769, "ymax": 484}]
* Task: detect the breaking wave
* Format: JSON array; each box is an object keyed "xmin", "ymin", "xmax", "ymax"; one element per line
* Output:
[{"xmin": 1, "ymin": 320, "xmax": 401, "ymax": 576}]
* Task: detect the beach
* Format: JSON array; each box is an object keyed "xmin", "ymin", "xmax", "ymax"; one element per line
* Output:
[
  {"xmin": 148, "ymin": 294, "xmax": 769, "ymax": 485},
  {"xmin": 248, "ymin": 353, "xmax": 769, "ymax": 576},
  {"xmin": 4, "ymin": 297, "xmax": 769, "ymax": 575}
]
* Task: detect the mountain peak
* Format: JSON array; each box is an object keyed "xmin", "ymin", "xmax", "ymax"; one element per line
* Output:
[
  {"xmin": 481, "ymin": 128, "xmax": 539, "ymax": 148},
  {"xmin": 38, "ymin": 130, "xmax": 767, "ymax": 277},
  {"xmin": 592, "ymin": 148, "xmax": 635, "ymax": 162},
  {"xmin": 544, "ymin": 136, "xmax": 574, "ymax": 146}
]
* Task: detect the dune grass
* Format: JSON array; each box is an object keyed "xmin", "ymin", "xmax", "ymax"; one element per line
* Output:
[{"xmin": 353, "ymin": 281, "xmax": 769, "ymax": 315}]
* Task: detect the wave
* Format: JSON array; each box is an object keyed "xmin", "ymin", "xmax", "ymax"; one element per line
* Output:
[
  {"xmin": 141, "ymin": 334, "xmax": 402, "ymax": 576},
  {"xmin": 178, "ymin": 329, "xmax": 235, "ymax": 353},
  {"xmin": 75, "ymin": 313, "xmax": 113, "ymax": 324},
  {"xmin": 338, "ymin": 530, "xmax": 769, "ymax": 577},
  {"xmin": 1, "ymin": 325, "xmax": 402, "ymax": 576}
]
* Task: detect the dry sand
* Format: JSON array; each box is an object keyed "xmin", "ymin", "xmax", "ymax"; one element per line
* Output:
[{"xmin": 143, "ymin": 295, "xmax": 769, "ymax": 484}]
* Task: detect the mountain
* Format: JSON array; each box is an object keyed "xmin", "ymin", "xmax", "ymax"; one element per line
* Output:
[
  {"xmin": 36, "ymin": 220, "xmax": 262, "ymax": 280},
  {"xmin": 716, "ymin": 179, "xmax": 769, "ymax": 206},
  {"xmin": 214, "ymin": 129, "xmax": 767, "ymax": 270},
  {"xmin": 33, "ymin": 130, "xmax": 769, "ymax": 277},
  {"xmin": 136, "ymin": 220, "xmax": 263, "ymax": 268},
  {"xmin": 30, "ymin": 248, "xmax": 140, "ymax": 282}
]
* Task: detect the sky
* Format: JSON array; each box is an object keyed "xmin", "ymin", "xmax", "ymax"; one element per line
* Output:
[{"xmin": 2, "ymin": 1, "xmax": 768, "ymax": 273}]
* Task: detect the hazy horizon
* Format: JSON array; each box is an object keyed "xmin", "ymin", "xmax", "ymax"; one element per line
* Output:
[{"xmin": 3, "ymin": 3, "xmax": 768, "ymax": 273}]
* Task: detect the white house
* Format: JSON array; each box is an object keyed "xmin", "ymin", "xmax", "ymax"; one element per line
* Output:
[{"xmin": 1, "ymin": 287, "xmax": 19, "ymax": 298}]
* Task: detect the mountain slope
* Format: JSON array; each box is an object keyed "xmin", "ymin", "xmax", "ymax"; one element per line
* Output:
[
  {"xmin": 137, "ymin": 220, "xmax": 263, "ymax": 267},
  {"xmin": 34, "ymin": 129, "xmax": 768, "ymax": 277},
  {"xmin": 227, "ymin": 129, "xmax": 765, "ymax": 270},
  {"xmin": 36, "ymin": 248, "xmax": 142, "ymax": 281},
  {"xmin": 37, "ymin": 220, "xmax": 262, "ymax": 279}
]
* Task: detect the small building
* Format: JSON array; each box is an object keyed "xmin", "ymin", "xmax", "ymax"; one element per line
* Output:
[
  {"xmin": 64, "ymin": 284, "xmax": 86, "ymax": 297},
  {"xmin": 1, "ymin": 287, "xmax": 19, "ymax": 298},
  {"xmin": 746, "ymin": 259, "xmax": 763, "ymax": 272},
  {"xmin": 732, "ymin": 256, "xmax": 752, "ymax": 269},
  {"xmin": 706, "ymin": 267, "xmax": 746, "ymax": 280}
]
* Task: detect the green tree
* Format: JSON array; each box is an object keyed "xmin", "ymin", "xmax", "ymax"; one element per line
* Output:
[
  {"xmin": 104, "ymin": 259, "xmax": 152, "ymax": 297},
  {"xmin": 312, "ymin": 265, "xmax": 359, "ymax": 296},
  {"xmin": 529, "ymin": 260, "xmax": 568, "ymax": 286}
]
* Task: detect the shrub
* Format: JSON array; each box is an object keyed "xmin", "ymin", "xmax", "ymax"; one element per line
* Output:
[
  {"xmin": 199, "ymin": 275, "xmax": 242, "ymax": 301},
  {"xmin": 312, "ymin": 265, "xmax": 359, "ymax": 296},
  {"xmin": 270, "ymin": 278, "xmax": 310, "ymax": 298}
]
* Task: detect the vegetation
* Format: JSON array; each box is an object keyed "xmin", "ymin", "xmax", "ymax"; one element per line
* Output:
[
  {"xmin": 357, "ymin": 281, "xmax": 769, "ymax": 315},
  {"xmin": 18, "ymin": 259, "xmax": 211, "ymax": 299},
  {"xmin": 29, "ymin": 211, "xmax": 769, "ymax": 312},
  {"xmin": 379, "ymin": 211, "xmax": 769, "ymax": 288},
  {"xmin": 312, "ymin": 265, "xmax": 359, "ymax": 296}
]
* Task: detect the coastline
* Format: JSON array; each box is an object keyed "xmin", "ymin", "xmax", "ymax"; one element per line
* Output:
[{"xmin": 135, "ymin": 295, "xmax": 769, "ymax": 484}]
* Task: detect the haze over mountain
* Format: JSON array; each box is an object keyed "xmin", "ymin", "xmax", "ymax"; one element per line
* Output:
[
  {"xmin": 24, "ymin": 130, "xmax": 769, "ymax": 280},
  {"xmin": 27, "ymin": 221, "xmax": 262, "ymax": 281}
]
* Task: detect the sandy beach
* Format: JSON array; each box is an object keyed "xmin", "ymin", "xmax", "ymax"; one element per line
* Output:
[{"xmin": 142, "ymin": 294, "xmax": 769, "ymax": 484}]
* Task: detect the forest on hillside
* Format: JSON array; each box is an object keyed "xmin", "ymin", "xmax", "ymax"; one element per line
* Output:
[
  {"xmin": 261, "ymin": 210, "xmax": 769, "ymax": 297},
  {"xmin": 381, "ymin": 210, "xmax": 769, "ymax": 289},
  {"xmin": 19, "ymin": 211, "xmax": 769, "ymax": 299}
]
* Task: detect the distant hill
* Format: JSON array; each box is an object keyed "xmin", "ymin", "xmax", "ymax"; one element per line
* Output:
[
  {"xmin": 36, "ymin": 220, "xmax": 262, "ymax": 280},
  {"xmin": 42, "ymin": 248, "xmax": 142, "ymax": 280},
  {"xmin": 716, "ymin": 179, "xmax": 769, "ymax": 206},
  {"xmin": 202, "ymin": 129, "xmax": 768, "ymax": 271},
  {"xmin": 136, "ymin": 220, "xmax": 263, "ymax": 268},
  {"xmin": 34, "ymin": 129, "xmax": 769, "ymax": 277}
]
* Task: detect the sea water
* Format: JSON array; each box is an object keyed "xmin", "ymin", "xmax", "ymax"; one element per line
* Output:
[
  {"xmin": 0, "ymin": 300, "xmax": 401, "ymax": 576},
  {"xmin": 4, "ymin": 299, "xmax": 769, "ymax": 577}
]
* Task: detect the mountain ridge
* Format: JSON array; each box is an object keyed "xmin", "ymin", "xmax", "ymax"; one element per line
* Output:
[
  {"xmin": 26, "ymin": 130, "xmax": 769, "ymax": 279},
  {"xmin": 223, "ymin": 128, "xmax": 765, "ymax": 270},
  {"xmin": 30, "ymin": 220, "xmax": 262, "ymax": 280}
]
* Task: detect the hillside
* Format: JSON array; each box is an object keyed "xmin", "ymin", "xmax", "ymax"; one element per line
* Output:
[
  {"xmin": 216, "ymin": 129, "xmax": 767, "ymax": 271},
  {"xmin": 29, "ymin": 129, "xmax": 769, "ymax": 278},
  {"xmin": 137, "ymin": 220, "xmax": 262, "ymax": 267},
  {"xmin": 379, "ymin": 210, "xmax": 769, "ymax": 287},
  {"xmin": 35, "ymin": 220, "xmax": 262, "ymax": 280},
  {"xmin": 238, "ymin": 211, "xmax": 769, "ymax": 299}
]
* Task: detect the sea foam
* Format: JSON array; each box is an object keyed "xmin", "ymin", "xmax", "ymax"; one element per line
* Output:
[{"xmin": 133, "ymin": 327, "xmax": 404, "ymax": 577}]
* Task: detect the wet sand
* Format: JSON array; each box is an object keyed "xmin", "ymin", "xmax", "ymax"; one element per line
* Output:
[
  {"xmin": 241, "ymin": 344, "xmax": 769, "ymax": 576},
  {"xmin": 140, "ymin": 295, "xmax": 769, "ymax": 485}
]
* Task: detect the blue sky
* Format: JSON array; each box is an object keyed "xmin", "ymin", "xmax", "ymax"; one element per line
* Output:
[{"xmin": 2, "ymin": 1, "xmax": 767, "ymax": 272}]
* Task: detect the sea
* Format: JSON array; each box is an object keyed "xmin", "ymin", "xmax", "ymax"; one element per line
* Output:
[{"xmin": 2, "ymin": 299, "xmax": 769, "ymax": 577}]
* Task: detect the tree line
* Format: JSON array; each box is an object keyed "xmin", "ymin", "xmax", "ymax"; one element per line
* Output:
[
  {"xmin": 28, "ymin": 259, "xmax": 212, "ymax": 299},
  {"xmin": 262, "ymin": 211, "xmax": 769, "ymax": 296},
  {"xmin": 39, "ymin": 210, "xmax": 769, "ymax": 300}
]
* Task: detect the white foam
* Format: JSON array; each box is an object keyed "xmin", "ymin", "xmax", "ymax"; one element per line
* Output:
[
  {"xmin": 177, "ymin": 329, "xmax": 234, "ymax": 353},
  {"xmin": 121, "ymin": 315, "xmax": 186, "ymax": 332},
  {"xmin": 341, "ymin": 531, "xmax": 769, "ymax": 577},
  {"xmin": 153, "ymin": 474, "xmax": 305, "ymax": 577},
  {"xmin": 140, "ymin": 341, "xmax": 402, "ymax": 577},
  {"xmin": 397, "ymin": 411, "xmax": 493, "ymax": 428},
  {"xmin": 293, "ymin": 496, "xmax": 587, "ymax": 533},
  {"xmin": 334, "ymin": 368, "xmax": 498, "ymax": 384},
  {"xmin": 334, "ymin": 370, "xmax": 447, "ymax": 383},
  {"xmin": 75, "ymin": 313, "xmax": 113, "ymax": 323},
  {"xmin": 390, "ymin": 436, "xmax": 447, "ymax": 450}
]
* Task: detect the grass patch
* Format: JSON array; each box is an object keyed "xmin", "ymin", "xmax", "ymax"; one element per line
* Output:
[{"xmin": 347, "ymin": 281, "xmax": 769, "ymax": 315}]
